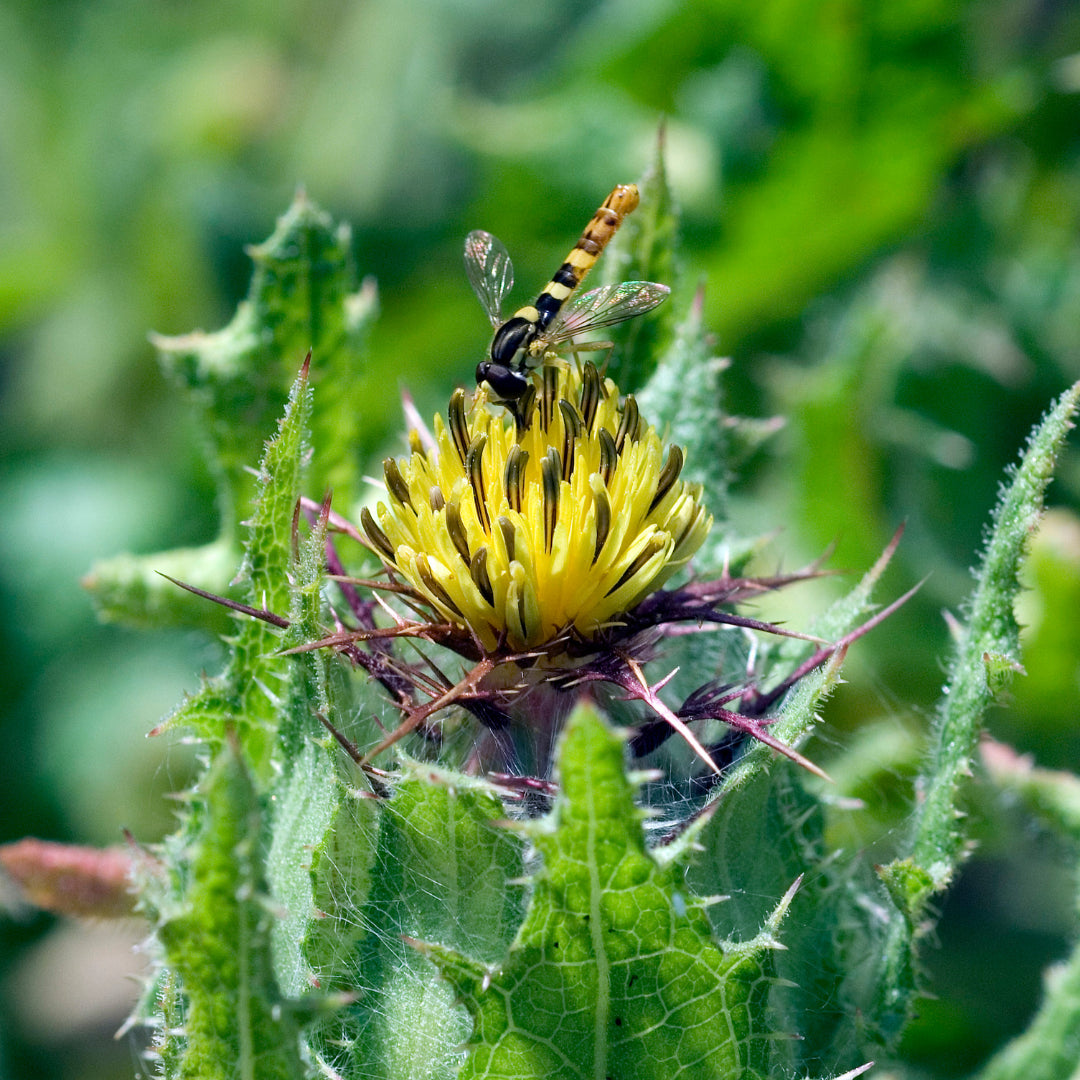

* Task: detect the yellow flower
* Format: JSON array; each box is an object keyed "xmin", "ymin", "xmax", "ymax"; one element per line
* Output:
[{"xmin": 362, "ymin": 360, "xmax": 712, "ymax": 653}]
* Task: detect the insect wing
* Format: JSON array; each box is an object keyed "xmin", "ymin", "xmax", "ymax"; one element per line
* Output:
[
  {"xmin": 464, "ymin": 229, "xmax": 514, "ymax": 327},
  {"xmin": 545, "ymin": 281, "xmax": 671, "ymax": 346}
]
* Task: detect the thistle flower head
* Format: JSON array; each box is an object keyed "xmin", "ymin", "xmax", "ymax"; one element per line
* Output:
[
  {"xmin": 249, "ymin": 348, "xmax": 910, "ymax": 786},
  {"xmin": 362, "ymin": 360, "xmax": 712, "ymax": 654}
]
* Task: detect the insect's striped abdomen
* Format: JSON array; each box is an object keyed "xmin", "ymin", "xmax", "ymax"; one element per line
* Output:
[
  {"xmin": 487, "ymin": 185, "xmax": 640, "ymax": 372},
  {"xmin": 532, "ymin": 184, "xmax": 639, "ymax": 331}
]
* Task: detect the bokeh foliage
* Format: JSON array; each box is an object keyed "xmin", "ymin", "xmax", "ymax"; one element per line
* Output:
[{"xmin": 1, "ymin": 1, "xmax": 1079, "ymax": 1078}]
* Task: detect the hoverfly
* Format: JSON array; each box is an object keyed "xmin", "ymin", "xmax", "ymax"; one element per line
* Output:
[{"xmin": 465, "ymin": 184, "xmax": 670, "ymax": 403}]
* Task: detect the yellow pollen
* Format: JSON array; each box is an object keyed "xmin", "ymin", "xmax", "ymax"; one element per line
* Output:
[{"xmin": 366, "ymin": 360, "xmax": 713, "ymax": 653}]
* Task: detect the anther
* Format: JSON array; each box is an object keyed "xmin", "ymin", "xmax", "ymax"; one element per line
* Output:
[
  {"xmin": 498, "ymin": 516, "xmax": 516, "ymax": 564},
  {"xmin": 593, "ymin": 486, "xmax": 611, "ymax": 563},
  {"xmin": 383, "ymin": 458, "xmax": 414, "ymax": 512},
  {"xmin": 444, "ymin": 500, "xmax": 471, "ymax": 564},
  {"xmin": 598, "ymin": 427, "xmax": 618, "ymax": 486},
  {"xmin": 429, "ymin": 486, "xmax": 445, "ymax": 512},
  {"xmin": 615, "ymin": 395, "xmax": 640, "ymax": 453},
  {"xmin": 415, "ymin": 553, "xmax": 463, "ymax": 616},
  {"xmin": 558, "ymin": 399, "xmax": 582, "ymax": 482},
  {"xmin": 540, "ymin": 364, "xmax": 558, "ymax": 430},
  {"xmin": 675, "ymin": 501, "xmax": 706, "ymax": 550},
  {"xmin": 605, "ymin": 536, "xmax": 666, "ymax": 598},
  {"xmin": 541, "ymin": 447, "xmax": 562, "ymax": 554},
  {"xmin": 465, "ymin": 434, "xmax": 489, "ymax": 534},
  {"xmin": 503, "ymin": 444, "xmax": 528, "ymax": 513},
  {"xmin": 579, "ymin": 361, "xmax": 601, "ymax": 432},
  {"xmin": 360, "ymin": 507, "xmax": 396, "ymax": 562},
  {"xmin": 649, "ymin": 444, "xmax": 684, "ymax": 513},
  {"xmin": 470, "ymin": 547, "xmax": 494, "ymax": 606},
  {"xmin": 448, "ymin": 389, "xmax": 470, "ymax": 467}
]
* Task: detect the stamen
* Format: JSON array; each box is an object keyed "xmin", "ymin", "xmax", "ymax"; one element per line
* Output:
[
  {"xmin": 615, "ymin": 395, "xmax": 640, "ymax": 453},
  {"xmin": 507, "ymin": 568, "xmax": 528, "ymax": 647},
  {"xmin": 470, "ymin": 547, "xmax": 494, "ymax": 605},
  {"xmin": 516, "ymin": 586, "xmax": 530, "ymax": 642},
  {"xmin": 503, "ymin": 444, "xmax": 528, "ymax": 513},
  {"xmin": 593, "ymin": 485, "xmax": 611, "ymax": 563},
  {"xmin": 598, "ymin": 427, "xmax": 618, "ymax": 486},
  {"xmin": 429, "ymin": 486, "xmax": 445, "ymax": 512},
  {"xmin": 674, "ymin": 502, "xmax": 706, "ymax": 550},
  {"xmin": 466, "ymin": 434, "xmax": 489, "ymax": 533},
  {"xmin": 540, "ymin": 364, "xmax": 558, "ymax": 430},
  {"xmin": 498, "ymin": 516, "xmax": 516, "ymax": 564},
  {"xmin": 415, "ymin": 553, "xmax": 464, "ymax": 616},
  {"xmin": 541, "ymin": 447, "xmax": 561, "ymax": 554},
  {"xmin": 579, "ymin": 361, "xmax": 601, "ymax": 432},
  {"xmin": 559, "ymin": 399, "xmax": 582, "ymax": 482},
  {"xmin": 514, "ymin": 384, "xmax": 537, "ymax": 438},
  {"xmin": 448, "ymin": 388, "xmax": 470, "ymax": 467},
  {"xmin": 408, "ymin": 430, "xmax": 427, "ymax": 457},
  {"xmin": 649, "ymin": 444, "xmax": 684, "ymax": 513},
  {"xmin": 444, "ymin": 499, "xmax": 471, "ymax": 564},
  {"xmin": 606, "ymin": 536, "xmax": 666, "ymax": 597},
  {"xmin": 361, "ymin": 507, "xmax": 396, "ymax": 562},
  {"xmin": 383, "ymin": 458, "xmax": 414, "ymax": 512}
]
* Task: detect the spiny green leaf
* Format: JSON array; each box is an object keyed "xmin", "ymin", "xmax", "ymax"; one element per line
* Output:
[
  {"xmin": 317, "ymin": 766, "xmax": 525, "ymax": 1080},
  {"xmin": 144, "ymin": 968, "xmax": 186, "ymax": 1080},
  {"xmin": 237, "ymin": 354, "xmax": 312, "ymax": 616},
  {"xmin": 426, "ymin": 703, "xmax": 781, "ymax": 1080},
  {"xmin": 84, "ymin": 193, "xmax": 376, "ymax": 631},
  {"xmin": 157, "ymin": 742, "xmax": 303, "ymax": 1080},
  {"xmin": 155, "ymin": 194, "xmax": 374, "ymax": 531},
  {"xmin": 689, "ymin": 770, "xmax": 891, "ymax": 1075},
  {"xmin": 875, "ymin": 380, "xmax": 1080, "ymax": 1041},
  {"xmin": 267, "ymin": 735, "xmax": 378, "ymax": 1001},
  {"xmin": 82, "ymin": 537, "xmax": 239, "ymax": 634},
  {"xmin": 267, "ymin": 502, "xmax": 380, "ymax": 1001},
  {"xmin": 276, "ymin": 490, "xmax": 334, "ymax": 762},
  {"xmin": 161, "ymin": 358, "xmax": 310, "ymax": 771},
  {"xmin": 894, "ymin": 379, "xmax": 1080, "ymax": 884},
  {"xmin": 383, "ymin": 765, "xmax": 527, "ymax": 960},
  {"xmin": 685, "ymin": 536, "xmax": 911, "ymax": 1072}
]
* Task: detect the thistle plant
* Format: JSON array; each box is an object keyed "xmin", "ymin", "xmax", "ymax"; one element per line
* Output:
[
  {"xmin": 339, "ymin": 354, "xmax": 868, "ymax": 783},
  {"xmin": 5, "ymin": 159, "xmax": 1080, "ymax": 1080}
]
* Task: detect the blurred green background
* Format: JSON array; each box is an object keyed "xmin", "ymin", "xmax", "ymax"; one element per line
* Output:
[{"xmin": 1, "ymin": 1, "xmax": 1079, "ymax": 1077}]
